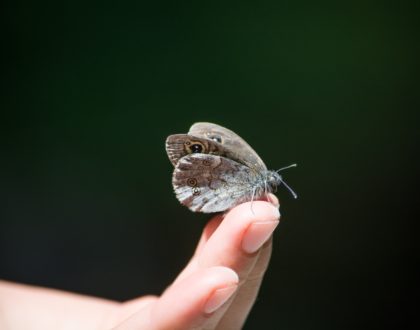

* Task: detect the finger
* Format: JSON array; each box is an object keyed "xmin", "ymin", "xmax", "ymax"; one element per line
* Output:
[
  {"xmin": 174, "ymin": 200, "xmax": 279, "ymax": 285},
  {"xmin": 113, "ymin": 267, "xmax": 238, "ymax": 330},
  {"xmin": 264, "ymin": 193, "xmax": 279, "ymax": 207},
  {"xmin": 193, "ymin": 214, "xmax": 224, "ymax": 258},
  {"xmin": 115, "ymin": 295, "xmax": 158, "ymax": 327},
  {"xmin": 217, "ymin": 237, "xmax": 273, "ymax": 330},
  {"xmin": 185, "ymin": 200, "xmax": 280, "ymax": 329},
  {"xmin": 175, "ymin": 193, "xmax": 279, "ymax": 284},
  {"xmin": 153, "ymin": 266, "xmax": 238, "ymax": 330},
  {"xmin": 112, "ymin": 297, "xmax": 158, "ymax": 330},
  {"xmin": 197, "ymin": 200, "xmax": 279, "ymax": 280}
]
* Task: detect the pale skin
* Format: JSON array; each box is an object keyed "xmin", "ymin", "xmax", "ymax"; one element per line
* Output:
[{"xmin": 0, "ymin": 195, "xmax": 281, "ymax": 330}]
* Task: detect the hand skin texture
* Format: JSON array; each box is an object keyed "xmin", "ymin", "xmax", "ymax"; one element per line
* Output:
[{"xmin": 0, "ymin": 195, "xmax": 280, "ymax": 330}]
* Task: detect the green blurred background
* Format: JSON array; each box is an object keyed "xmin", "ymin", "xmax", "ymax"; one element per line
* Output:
[{"xmin": 1, "ymin": 0, "xmax": 418, "ymax": 329}]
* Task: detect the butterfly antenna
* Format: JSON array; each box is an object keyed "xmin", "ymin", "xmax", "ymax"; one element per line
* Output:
[
  {"xmin": 281, "ymin": 178, "xmax": 298, "ymax": 199},
  {"xmin": 276, "ymin": 163, "xmax": 297, "ymax": 173}
]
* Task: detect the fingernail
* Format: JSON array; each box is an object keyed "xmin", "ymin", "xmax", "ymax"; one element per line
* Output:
[
  {"xmin": 267, "ymin": 193, "xmax": 280, "ymax": 208},
  {"xmin": 204, "ymin": 285, "xmax": 237, "ymax": 314},
  {"xmin": 242, "ymin": 220, "xmax": 279, "ymax": 254}
]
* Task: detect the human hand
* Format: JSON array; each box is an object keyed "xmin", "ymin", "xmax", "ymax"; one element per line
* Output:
[
  {"xmin": 114, "ymin": 195, "xmax": 280, "ymax": 329},
  {"xmin": 0, "ymin": 196, "xmax": 280, "ymax": 330}
]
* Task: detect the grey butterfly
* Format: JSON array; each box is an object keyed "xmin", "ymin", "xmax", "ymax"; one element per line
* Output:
[{"xmin": 165, "ymin": 122, "xmax": 297, "ymax": 213}]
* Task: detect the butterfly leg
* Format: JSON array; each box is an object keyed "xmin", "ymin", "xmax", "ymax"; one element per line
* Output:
[{"xmin": 250, "ymin": 186, "xmax": 257, "ymax": 215}]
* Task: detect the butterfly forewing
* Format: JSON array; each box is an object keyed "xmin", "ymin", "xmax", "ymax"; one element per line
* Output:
[
  {"xmin": 189, "ymin": 122, "xmax": 267, "ymax": 171},
  {"xmin": 166, "ymin": 134, "xmax": 233, "ymax": 166}
]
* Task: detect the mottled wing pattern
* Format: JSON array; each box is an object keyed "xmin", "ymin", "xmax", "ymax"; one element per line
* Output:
[
  {"xmin": 173, "ymin": 153, "xmax": 261, "ymax": 213},
  {"xmin": 166, "ymin": 134, "xmax": 232, "ymax": 166},
  {"xmin": 189, "ymin": 122, "xmax": 267, "ymax": 171}
]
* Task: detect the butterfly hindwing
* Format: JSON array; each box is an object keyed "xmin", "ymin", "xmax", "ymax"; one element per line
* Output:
[{"xmin": 172, "ymin": 153, "xmax": 260, "ymax": 213}]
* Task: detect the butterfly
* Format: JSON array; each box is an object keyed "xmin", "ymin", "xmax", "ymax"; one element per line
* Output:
[{"xmin": 165, "ymin": 122, "xmax": 297, "ymax": 213}]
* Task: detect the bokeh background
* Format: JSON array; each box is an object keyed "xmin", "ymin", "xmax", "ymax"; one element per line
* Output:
[{"xmin": 1, "ymin": 1, "xmax": 418, "ymax": 329}]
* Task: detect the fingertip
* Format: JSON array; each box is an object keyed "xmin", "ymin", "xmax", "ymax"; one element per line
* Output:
[
  {"xmin": 186, "ymin": 266, "xmax": 239, "ymax": 292},
  {"xmin": 227, "ymin": 200, "xmax": 280, "ymax": 223},
  {"xmin": 266, "ymin": 193, "xmax": 280, "ymax": 207},
  {"xmin": 200, "ymin": 267, "xmax": 239, "ymax": 315},
  {"xmin": 193, "ymin": 215, "xmax": 223, "ymax": 256},
  {"xmin": 204, "ymin": 215, "xmax": 224, "ymax": 238},
  {"xmin": 210, "ymin": 266, "xmax": 239, "ymax": 285}
]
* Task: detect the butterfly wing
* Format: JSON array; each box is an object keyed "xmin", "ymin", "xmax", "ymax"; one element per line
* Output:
[
  {"xmin": 172, "ymin": 153, "xmax": 261, "ymax": 213},
  {"xmin": 188, "ymin": 122, "xmax": 267, "ymax": 171},
  {"xmin": 166, "ymin": 134, "xmax": 233, "ymax": 167},
  {"xmin": 165, "ymin": 122, "xmax": 267, "ymax": 170}
]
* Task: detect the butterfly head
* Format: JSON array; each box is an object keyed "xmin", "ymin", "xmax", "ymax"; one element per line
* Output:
[
  {"xmin": 269, "ymin": 164, "xmax": 298, "ymax": 199},
  {"xmin": 267, "ymin": 171, "xmax": 283, "ymax": 192}
]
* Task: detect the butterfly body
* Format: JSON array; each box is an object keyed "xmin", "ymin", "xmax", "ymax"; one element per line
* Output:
[{"xmin": 166, "ymin": 122, "xmax": 296, "ymax": 213}]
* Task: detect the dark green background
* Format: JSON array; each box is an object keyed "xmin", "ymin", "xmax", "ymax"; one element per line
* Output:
[{"xmin": 1, "ymin": 1, "xmax": 418, "ymax": 329}]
